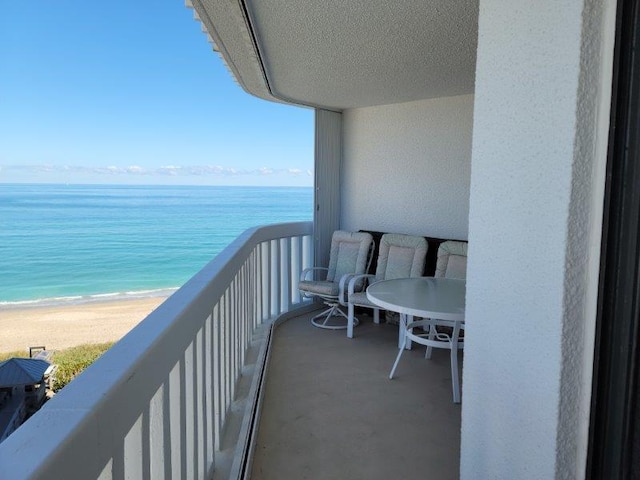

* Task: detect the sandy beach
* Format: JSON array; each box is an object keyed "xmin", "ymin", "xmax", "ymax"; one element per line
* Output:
[{"xmin": 0, "ymin": 297, "xmax": 168, "ymax": 353}]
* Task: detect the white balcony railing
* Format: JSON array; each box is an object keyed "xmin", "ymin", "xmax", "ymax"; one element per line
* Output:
[{"xmin": 0, "ymin": 221, "xmax": 314, "ymax": 479}]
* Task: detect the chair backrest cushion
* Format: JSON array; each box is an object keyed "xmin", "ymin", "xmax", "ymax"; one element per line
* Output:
[
  {"xmin": 376, "ymin": 234, "xmax": 428, "ymax": 281},
  {"xmin": 435, "ymin": 240, "xmax": 468, "ymax": 279},
  {"xmin": 327, "ymin": 231, "xmax": 373, "ymax": 282}
]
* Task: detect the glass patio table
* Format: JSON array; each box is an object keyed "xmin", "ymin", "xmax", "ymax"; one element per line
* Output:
[{"xmin": 366, "ymin": 277, "xmax": 466, "ymax": 403}]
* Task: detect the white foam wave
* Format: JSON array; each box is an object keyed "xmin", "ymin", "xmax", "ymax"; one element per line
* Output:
[{"xmin": 0, "ymin": 288, "xmax": 179, "ymax": 309}]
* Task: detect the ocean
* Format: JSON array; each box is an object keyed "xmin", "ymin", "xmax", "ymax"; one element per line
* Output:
[{"xmin": 0, "ymin": 184, "xmax": 313, "ymax": 306}]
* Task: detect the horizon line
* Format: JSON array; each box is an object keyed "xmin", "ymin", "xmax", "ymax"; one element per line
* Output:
[{"xmin": 0, "ymin": 181, "xmax": 314, "ymax": 188}]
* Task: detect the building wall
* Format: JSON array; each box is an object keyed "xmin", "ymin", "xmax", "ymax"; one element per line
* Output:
[
  {"xmin": 340, "ymin": 95, "xmax": 473, "ymax": 240},
  {"xmin": 461, "ymin": 0, "xmax": 616, "ymax": 478}
]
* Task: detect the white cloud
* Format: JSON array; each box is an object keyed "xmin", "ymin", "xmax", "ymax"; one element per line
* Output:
[
  {"xmin": 158, "ymin": 165, "xmax": 180, "ymax": 175},
  {"xmin": 3, "ymin": 163, "xmax": 313, "ymax": 179}
]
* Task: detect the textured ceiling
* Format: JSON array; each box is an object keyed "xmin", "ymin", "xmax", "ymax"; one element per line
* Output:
[{"xmin": 192, "ymin": 0, "xmax": 479, "ymax": 110}]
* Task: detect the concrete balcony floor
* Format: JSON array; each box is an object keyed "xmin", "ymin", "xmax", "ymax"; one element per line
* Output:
[{"xmin": 250, "ymin": 308, "xmax": 462, "ymax": 480}]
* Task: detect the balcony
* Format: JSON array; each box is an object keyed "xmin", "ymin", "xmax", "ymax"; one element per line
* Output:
[{"xmin": 0, "ymin": 221, "xmax": 460, "ymax": 479}]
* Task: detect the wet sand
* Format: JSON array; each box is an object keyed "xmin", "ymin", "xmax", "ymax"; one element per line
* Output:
[{"xmin": 0, "ymin": 297, "xmax": 168, "ymax": 353}]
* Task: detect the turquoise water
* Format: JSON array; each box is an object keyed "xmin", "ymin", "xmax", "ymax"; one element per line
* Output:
[{"xmin": 0, "ymin": 184, "xmax": 313, "ymax": 306}]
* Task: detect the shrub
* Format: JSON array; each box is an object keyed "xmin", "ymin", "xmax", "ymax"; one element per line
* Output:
[
  {"xmin": 0, "ymin": 350, "xmax": 29, "ymax": 362},
  {"xmin": 51, "ymin": 343, "xmax": 114, "ymax": 392}
]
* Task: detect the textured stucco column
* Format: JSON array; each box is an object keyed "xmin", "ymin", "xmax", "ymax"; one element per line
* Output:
[{"xmin": 461, "ymin": 1, "xmax": 616, "ymax": 478}]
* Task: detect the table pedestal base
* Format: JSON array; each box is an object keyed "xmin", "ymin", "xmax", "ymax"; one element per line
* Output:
[
  {"xmin": 310, "ymin": 301, "xmax": 359, "ymax": 330},
  {"xmin": 390, "ymin": 318, "xmax": 464, "ymax": 403}
]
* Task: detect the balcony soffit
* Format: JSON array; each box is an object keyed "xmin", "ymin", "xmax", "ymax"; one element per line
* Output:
[{"xmin": 191, "ymin": 0, "xmax": 479, "ymax": 111}]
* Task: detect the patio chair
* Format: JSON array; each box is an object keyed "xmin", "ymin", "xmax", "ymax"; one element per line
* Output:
[
  {"xmin": 343, "ymin": 233, "xmax": 428, "ymax": 338},
  {"xmin": 299, "ymin": 230, "xmax": 374, "ymax": 330},
  {"xmin": 423, "ymin": 240, "xmax": 468, "ymax": 399},
  {"xmin": 435, "ymin": 240, "xmax": 468, "ymax": 279}
]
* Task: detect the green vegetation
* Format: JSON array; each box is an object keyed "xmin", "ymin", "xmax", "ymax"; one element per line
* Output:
[
  {"xmin": 0, "ymin": 350, "xmax": 29, "ymax": 361},
  {"xmin": 0, "ymin": 343, "xmax": 114, "ymax": 392},
  {"xmin": 50, "ymin": 343, "xmax": 114, "ymax": 391}
]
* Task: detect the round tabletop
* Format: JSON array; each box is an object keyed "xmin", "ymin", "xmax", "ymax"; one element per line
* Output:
[{"xmin": 366, "ymin": 277, "xmax": 466, "ymax": 321}]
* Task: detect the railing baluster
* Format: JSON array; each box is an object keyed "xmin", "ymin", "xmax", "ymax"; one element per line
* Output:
[
  {"xmin": 124, "ymin": 415, "xmax": 143, "ymax": 480},
  {"xmin": 230, "ymin": 280, "xmax": 236, "ymax": 388},
  {"xmin": 301, "ymin": 234, "xmax": 312, "ymax": 306},
  {"xmin": 303, "ymin": 233, "xmax": 313, "ymax": 272},
  {"xmin": 184, "ymin": 343, "xmax": 195, "ymax": 480},
  {"xmin": 253, "ymin": 248, "xmax": 260, "ymax": 327},
  {"xmin": 179, "ymin": 356, "xmax": 188, "ymax": 479},
  {"xmin": 142, "ymin": 407, "xmax": 151, "ymax": 479},
  {"xmin": 251, "ymin": 249, "xmax": 262, "ymax": 327},
  {"xmin": 262, "ymin": 241, "xmax": 271, "ymax": 321},
  {"xmin": 270, "ymin": 239, "xmax": 280, "ymax": 317},
  {"xmin": 235, "ymin": 272, "xmax": 242, "ymax": 377},
  {"xmin": 224, "ymin": 289, "xmax": 232, "ymax": 415},
  {"xmin": 232, "ymin": 277, "xmax": 239, "ymax": 385},
  {"xmin": 247, "ymin": 259, "xmax": 252, "ymax": 340},
  {"xmin": 291, "ymin": 236, "xmax": 302, "ymax": 304},
  {"xmin": 98, "ymin": 459, "xmax": 113, "ymax": 480},
  {"xmin": 280, "ymin": 237, "xmax": 291, "ymax": 313},
  {"xmin": 242, "ymin": 261, "xmax": 249, "ymax": 357},
  {"xmin": 212, "ymin": 303, "xmax": 222, "ymax": 451},
  {"xmin": 195, "ymin": 327, "xmax": 204, "ymax": 479},
  {"xmin": 220, "ymin": 293, "xmax": 228, "ymax": 440},
  {"xmin": 203, "ymin": 313, "xmax": 213, "ymax": 472},
  {"xmin": 242, "ymin": 263, "xmax": 248, "ymax": 362},
  {"xmin": 253, "ymin": 249, "xmax": 259, "ymax": 327},
  {"xmin": 149, "ymin": 385, "xmax": 164, "ymax": 480},
  {"xmin": 169, "ymin": 362, "xmax": 182, "ymax": 479},
  {"xmin": 246, "ymin": 254, "xmax": 253, "ymax": 336}
]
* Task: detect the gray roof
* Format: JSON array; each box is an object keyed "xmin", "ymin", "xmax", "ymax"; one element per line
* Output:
[{"xmin": 0, "ymin": 358, "xmax": 51, "ymax": 388}]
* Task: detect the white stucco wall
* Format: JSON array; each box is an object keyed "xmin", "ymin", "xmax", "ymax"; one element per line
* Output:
[
  {"xmin": 461, "ymin": 1, "xmax": 616, "ymax": 478},
  {"xmin": 341, "ymin": 95, "xmax": 473, "ymax": 240}
]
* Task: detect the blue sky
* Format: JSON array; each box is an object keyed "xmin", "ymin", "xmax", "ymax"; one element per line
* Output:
[{"xmin": 0, "ymin": 1, "xmax": 314, "ymax": 186}]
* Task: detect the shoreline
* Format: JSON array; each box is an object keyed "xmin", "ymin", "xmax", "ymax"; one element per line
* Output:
[
  {"xmin": 0, "ymin": 296, "xmax": 169, "ymax": 353},
  {"xmin": 0, "ymin": 287, "xmax": 178, "ymax": 310}
]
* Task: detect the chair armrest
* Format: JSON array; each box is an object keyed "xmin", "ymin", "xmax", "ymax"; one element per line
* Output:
[
  {"xmin": 300, "ymin": 267, "xmax": 329, "ymax": 282},
  {"xmin": 337, "ymin": 274, "xmax": 375, "ymax": 306},
  {"xmin": 338, "ymin": 273, "xmax": 375, "ymax": 306},
  {"xmin": 338, "ymin": 273, "xmax": 358, "ymax": 306},
  {"xmin": 347, "ymin": 274, "xmax": 376, "ymax": 296}
]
